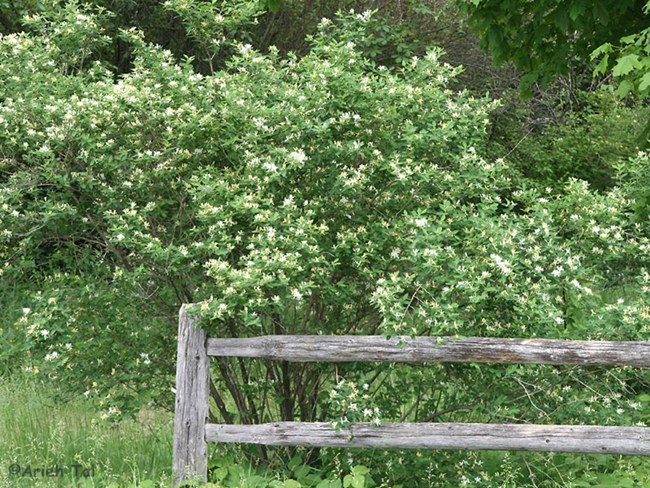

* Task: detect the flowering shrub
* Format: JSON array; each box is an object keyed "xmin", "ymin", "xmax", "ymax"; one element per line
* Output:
[
  {"xmin": 0, "ymin": 3, "xmax": 648, "ymax": 483},
  {"xmin": 329, "ymin": 379, "xmax": 381, "ymax": 432}
]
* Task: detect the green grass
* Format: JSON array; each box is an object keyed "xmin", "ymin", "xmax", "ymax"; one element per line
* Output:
[
  {"xmin": 0, "ymin": 375, "xmax": 339, "ymax": 488},
  {"xmin": 0, "ymin": 374, "xmax": 174, "ymax": 487}
]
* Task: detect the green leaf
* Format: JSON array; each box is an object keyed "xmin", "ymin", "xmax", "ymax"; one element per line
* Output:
[
  {"xmin": 288, "ymin": 455, "xmax": 303, "ymax": 470},
  {"xmin": 615, "ymin": 79, "xmax": 635, "ymax": 97},
  {"xmin": 283, "ymin": 480, "xmax": 302, "ymax": 488},
  {"xmin": 612, "ymin": 54, "xmax": 642, "ymax": 77},
  {"xmin": 294, "ymin": 465, "xmax": 310, "ymax": 480},
  {"xmin": 569, "ymin": 2, "xmax": 584, "ymax": 21},
  {"xmin": 593, "ymin": 53, "xmax": 610, "ymax": 76},
  {"xmin": 352, "ymin": 478, "xmax": 365, "ymax": 488},
  {"xmin": 212, "ymin": 466, "xmax": 228, "ymax": 481},
  {"xmin": 638, "ymin": 71, "xmax": 650, "ymax": 92},
  {"xmin": 351, "ymin": 466, "xmax": 369, "ymax": 476},
  {"xmin": 591, "ymin": 43, "xmax": 612, "ymax": 61},
  {"xmin": 620, "ymin": 34, "xmax": 638, "ymax": 45}
]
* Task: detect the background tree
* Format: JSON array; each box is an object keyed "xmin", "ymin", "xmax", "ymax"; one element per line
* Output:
[{"xmin": 456, "ymin": 0, "xmax": 648, "ymax": 94}]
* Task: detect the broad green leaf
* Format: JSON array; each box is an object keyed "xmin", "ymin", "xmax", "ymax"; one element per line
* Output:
[
  {"xmin": 294, "ymin": 465, "xmax": 310, "ymax": 480},
  {"xmin": 639, "ymin": 71, "xmax": 650, "ymax": 92},
  {"xmin": 288, "ymin": 455, "xmax": 303, "ymax": 470},
  {"xmin": 615, "ymin": 79, "xmax": 635, "ymax": 96},
  {"xmin": 593, "ymin": 53, "xmax": 610, "ymax": 76},
  {"xmin": 352, "ymin": 477, "xmax": 365, "ymax": 488},
  {"xmin": 213, "ymin": 467, "xmax": 228, "ymax": 481},
  {"xmin": 283, "ymin": 480, "xmax": 302, "ymax": 488},
  {"xmin": 620, "ymin": 34, "xmax": 638, "ymax": 45},
  {"xmin": 591, "ymin": 43, "xmax": 612, "ymax": 60},
  {"xmin": 612, "ymin": 53, "xmax": 642, "ymax": 77},
  {"xmin": 569, "ymin": 2, "xmax": 584, "ymax": 21}
]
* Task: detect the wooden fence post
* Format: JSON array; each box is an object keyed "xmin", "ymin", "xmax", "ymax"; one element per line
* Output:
[{"xmin": 173, "ymin": 304, "xmax": 210, "ymax": 487}]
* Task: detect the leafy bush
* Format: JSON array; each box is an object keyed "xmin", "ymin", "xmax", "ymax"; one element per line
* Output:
[{"xmin": 489, "ymin": 89, "xmax": 649, "ymax": 191}]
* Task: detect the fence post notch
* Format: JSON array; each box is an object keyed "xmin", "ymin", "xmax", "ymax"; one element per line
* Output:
[{"xmin": 173, "ymin": 304, "xmax": 210, "ymax": 487}]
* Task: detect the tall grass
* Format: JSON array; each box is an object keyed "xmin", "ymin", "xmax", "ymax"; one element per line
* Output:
[{"xmin": 0, "ymin": 375, "xmax": 173, "ymax": 487}]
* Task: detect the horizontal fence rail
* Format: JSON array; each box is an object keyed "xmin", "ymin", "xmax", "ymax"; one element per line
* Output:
[
  {"xmin": 205, "ymin": 422, "xmax": 650, "ymax": 456},
  {"xmin": 207, "ymin": 335, "xmax": 650, "ymax": 367},
  {"xmin": 172, "ymin": 305, "xmax": 650, "ymax": 487}
]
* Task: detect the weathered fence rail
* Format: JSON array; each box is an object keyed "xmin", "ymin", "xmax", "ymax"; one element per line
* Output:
[
  {"xmin": 207, "ymin": 335, "xmax": 650, "ymax": 367},
  {"xmin": 173, "ymin": 304, "xmax": 650, "ymax": 486},
  {"xmin": 205, "ymin": 422, "xmax": 650, "ymax": 455}
]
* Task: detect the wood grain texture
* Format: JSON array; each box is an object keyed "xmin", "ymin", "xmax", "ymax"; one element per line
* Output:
[
  {"xmin": 206, "ymin": 335, "xmax": 650, "ymax": 367},
  {"xmin": 173, "ymin": 305, "xmax": 210, "ymax": 487},
  {"xmin": 205, "ymin": 422, "xmax": 650, "ymax": 455}
]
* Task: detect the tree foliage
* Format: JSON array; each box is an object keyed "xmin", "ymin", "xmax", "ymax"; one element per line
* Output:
[
  {"xmin": 457, "ymin": 0, "xmax": 648, "ymax": 94},
  {"xmin": 590, "ymin": 0, "xmax": 650, "ymax": 99}
]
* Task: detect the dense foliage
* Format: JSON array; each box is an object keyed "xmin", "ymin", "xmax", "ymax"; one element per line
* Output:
[
  {"xmin": 1, "ymin": 1, "xmax": 649, "ymax": 486},
  {"xmin": 457, "ymin": 0, "xmax": 648, "ymax": 93},
  {"xmin": 488, "ymin": 90, "xmax": 649, "ymax": 190}
]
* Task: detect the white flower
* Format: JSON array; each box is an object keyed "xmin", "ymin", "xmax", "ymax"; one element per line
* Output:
[
  {"xmin": 44, "ymin": 351, "xmax": 59, "ymax": 361},
  {"xmin": 22, "ymin": 308, "xmax": 30, "ymax": 315},
  {"xmin": 490, "ymin": 254, "xmax": 511, "ymax": 275},
  {"xmin": 288, "ymin": 150, "xmax": 307, "ymax": 164},
  {"xmin": 115, "ymin": 233, "xmax": 125, "ymax": 242},
  {"xmin": 414, "ymin": 218, "xmax": 427, "ymax": 228},
  {"xmin": 263, "ymin": 162, "xmax": 278, "ymax": 173}
]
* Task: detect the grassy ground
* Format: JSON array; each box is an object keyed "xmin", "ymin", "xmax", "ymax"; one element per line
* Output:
[
  {"xmin": 0, "ymin": 375, "xmax": 342, "ymax": 488},
  {"xmin": 0, "ymin": 375, "xmax": 174, "ymax": 487}
]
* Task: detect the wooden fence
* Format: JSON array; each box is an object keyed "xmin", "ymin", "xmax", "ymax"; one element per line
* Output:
[{"xmin": 172, "ymin": 304, "xmax": 650, "ymax": 486}]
